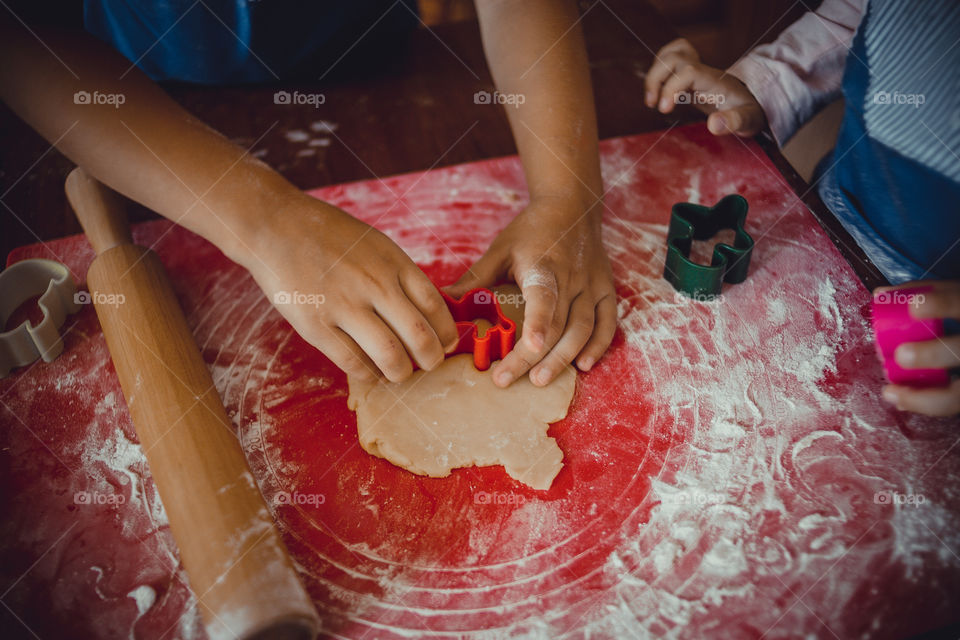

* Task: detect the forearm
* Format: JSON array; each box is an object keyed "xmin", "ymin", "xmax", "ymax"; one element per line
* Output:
[
  {"xmin": 476, "ymin": 0, "xmax": 602, "ymax": 215},
  {"xmin": 0, "ymin": 22, "xmax": 297, "ymax": 265}
]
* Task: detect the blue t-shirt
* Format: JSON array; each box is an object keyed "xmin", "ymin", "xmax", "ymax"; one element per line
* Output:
[
  {"xmin": 818, "ymin": 0, "xmax": 960, "ymax": 283},
  {"xmin": 83, "ymin": 0, "xmax": 418, "ymax": 84}
]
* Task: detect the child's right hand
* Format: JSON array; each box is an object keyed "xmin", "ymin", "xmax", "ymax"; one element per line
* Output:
[
  {"xmin": 244, "ymin": 191, "xmax": 459, "ymax": 383},
  {"xmin": 645, "ymin": 38, "xmax": 767, "ymax": 138}
]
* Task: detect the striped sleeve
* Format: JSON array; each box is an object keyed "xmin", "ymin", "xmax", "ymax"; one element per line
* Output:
[{"xmin": 727, "ymin": 0, "xmax": 867, "ymax": 145}]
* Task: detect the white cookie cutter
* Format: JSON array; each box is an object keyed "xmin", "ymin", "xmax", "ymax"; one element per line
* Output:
[{"xmin": 0, "ymin": 258, "xmax": 82, "ymax": 378}]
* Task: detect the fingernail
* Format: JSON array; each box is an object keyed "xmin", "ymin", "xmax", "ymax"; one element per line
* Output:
[
  {"xmin": 882, "ymin": 387, "xmax": 898, "ymax": 404},
  {"xmin": 532, "ymin": 368, "xmax": 550, "ymax": 386},
  {"xmin": 495, "ymin": 371, "xmax": 514, "ymax": 387},
  {"xmin": 659, "ymin": 97, "xmax": 670, "ymax": 111},
  {"xmin": 896, "ymin": 346, "xmax": 916, "ymax": 367},
  {"xmin": 645, "ymin": 91, "xmax": 654, "ymax": 106},
  {"xmin": 578, "ymin": 356, "xmax": 594, "ymax": 371},
  {"xmin": 525, "ymin": 331, "xmax": 545, "ymax": 351}
]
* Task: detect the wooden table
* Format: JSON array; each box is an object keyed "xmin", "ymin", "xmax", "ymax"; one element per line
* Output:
[{"xmin": 0, "ymin": 0, "xmax": 884, "ymax": 288}]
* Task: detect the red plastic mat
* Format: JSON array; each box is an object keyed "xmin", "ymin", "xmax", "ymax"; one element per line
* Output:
[{"xmin": 2, "ymin": 124, "xmax": 958, "ymax": 639}]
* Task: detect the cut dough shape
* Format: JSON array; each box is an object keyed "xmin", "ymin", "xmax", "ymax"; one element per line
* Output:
[
  {"xmin": 346, "ymin": 286, "xmax": 576, "ymax": 490},
  {"xmin": 348, "ymin": 355, "xmax": 575, "ymax": 490}
]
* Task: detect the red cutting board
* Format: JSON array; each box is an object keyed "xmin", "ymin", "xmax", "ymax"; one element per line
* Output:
[{"xmin": 2, "ymin": 124, "xmax": 958, "ymax": 640}]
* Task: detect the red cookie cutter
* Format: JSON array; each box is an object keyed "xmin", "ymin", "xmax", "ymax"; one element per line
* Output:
[
  {"xmin": 871, "ymin": 286, "xmax": 949, "ymax": 388},
  {"xmin": 432, "ymin": 287, "xmax": 516, "ymax": 371}
]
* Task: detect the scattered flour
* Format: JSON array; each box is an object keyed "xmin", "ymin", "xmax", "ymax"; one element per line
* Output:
[
  {"xmin": 309, "ymin": 120, "xmax": 338, "ymax": 134},
  {"xmin": 685, "ymin": 170, "xmax": 702, "ymax": 204},
  {"xmin": 127, "ymin": 584, "xmax": 156, "ymax": 617},
  {"xmin": 283, "ymin": 129, "xmax": 310, "ymax": 143},
  {"xmin": 521, "ymin": 267, "xmax": 559, "ymax": 297},
  {"xmin": 767, "ymin": 298, "xmax": 788, "ymax": 325},
  {"xmin": 9, "ymin": 129, "xmax": 956, "ymax": 640}
]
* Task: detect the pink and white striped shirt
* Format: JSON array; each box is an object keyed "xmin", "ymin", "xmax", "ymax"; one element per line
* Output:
[{"xmin": 727, "ymin": 0, "xmax": 868, "ymax": 145}]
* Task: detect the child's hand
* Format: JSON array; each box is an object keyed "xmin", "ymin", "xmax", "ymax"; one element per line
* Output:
[
  {"xmin": 445, "ymin": 196, "xmax": 617, "ymax": 388},
  {"xmin": 645, "ymin": 38, "xmax": 767, "ymax": 137},
  {"xmin": 878, "ymin": 281, "xmax": 960, "ymax": 417},
  {"xmin": 246, "ymin": 192, "xmax": 459, "ymax": 383}
]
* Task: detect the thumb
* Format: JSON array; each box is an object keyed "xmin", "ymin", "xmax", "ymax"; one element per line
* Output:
[
  {"xmin": 515, "ymin": 265, "xmax": 559, "ymax": 352},
  {"xmin": 707, "ymin": 105, "xmax": 764, "ymax": 137},
  {"xmin": 444, "ymin": 249, "xmax": 505, "ymax": 298}
]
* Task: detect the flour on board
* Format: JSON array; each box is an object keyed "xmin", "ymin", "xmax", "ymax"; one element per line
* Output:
[{"xmin": 7, "ymin": 128, "xmax": 959, "ymax": 639}]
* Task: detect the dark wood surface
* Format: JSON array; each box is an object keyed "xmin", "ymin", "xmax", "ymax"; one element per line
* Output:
[{"xmin": 0, "ymin": 0, "xmax": 880, "ymax": 288}]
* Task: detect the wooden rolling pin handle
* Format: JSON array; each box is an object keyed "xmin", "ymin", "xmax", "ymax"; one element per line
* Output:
[
  {"xmin": 64, "ymin": 168, "xmax": 133, "ymax": 255},
  {"xmin": 65, "ymin": 168, "xmax": 319, "ymax": 640}
]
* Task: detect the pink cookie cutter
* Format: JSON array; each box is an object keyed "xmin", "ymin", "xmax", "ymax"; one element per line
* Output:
[{"xmin": 871, "ymin": 286, "xmax": 949, "ymax": 388}]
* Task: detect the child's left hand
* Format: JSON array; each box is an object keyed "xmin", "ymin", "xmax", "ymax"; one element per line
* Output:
[
  {"xmin": 445, "ymin": 196, "xmax": 617, "ymax": 388},
  {"xmin": 878, "ymin": 281, "xmax": 960, "ymax": 416},
  {"xmin": 644, "ymin": 38, "xmax": 766, "ymax": 137}
]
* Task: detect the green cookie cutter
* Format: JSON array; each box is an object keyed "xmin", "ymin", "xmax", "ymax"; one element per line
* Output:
[{"xmin": 663, "ymin": 194, "xmax": 754, "ymax": 299}]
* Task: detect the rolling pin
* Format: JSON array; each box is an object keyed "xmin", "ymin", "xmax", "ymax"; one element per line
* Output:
[{"xmin": 65, "ymin": 168, "xmax": 319, "ymax": 640}]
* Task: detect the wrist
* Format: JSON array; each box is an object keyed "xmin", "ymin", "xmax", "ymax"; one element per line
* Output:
[
  {"xmin": 207, "ymin": 167, "xmax": 304, "ymax": 270},
  {"xmin": 527, "ymin": 187, "xmax": 603, "ymax": 224},
  {"xmin": 528, "ymin": 162, "xmax": 603, "ymax": 214}
]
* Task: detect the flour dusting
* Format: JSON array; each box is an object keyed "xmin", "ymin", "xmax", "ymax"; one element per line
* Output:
[{"xmin": 4, "ymin": 126, "xmax": 958, "ymax": 640}]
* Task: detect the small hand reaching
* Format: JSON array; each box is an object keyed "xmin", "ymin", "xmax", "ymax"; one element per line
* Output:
[{"xmin": 645, "ymin": 38, "xmax": 767, "ymax": 137}]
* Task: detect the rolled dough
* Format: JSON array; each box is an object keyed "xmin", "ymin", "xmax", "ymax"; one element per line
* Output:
[{"xmin": 346, "ymin": 286, "xmax": 576, "ymax": 490}]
